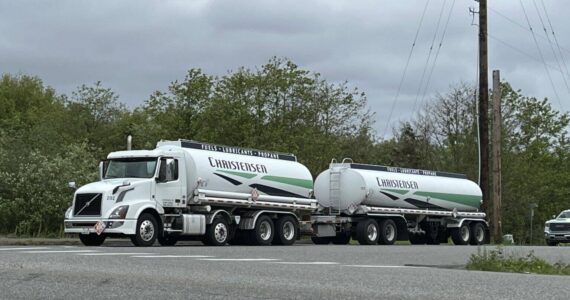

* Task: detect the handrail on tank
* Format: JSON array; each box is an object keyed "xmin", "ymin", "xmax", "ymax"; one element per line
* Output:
[
  {"xmin": 341, "ymin": 158, "xmax": 353, "ymax": 164},
  {"xmin": 330, "ymin": 158, "xmax": 337, "ymax": 164}
]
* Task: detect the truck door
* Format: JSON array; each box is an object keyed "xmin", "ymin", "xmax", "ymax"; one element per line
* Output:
[{"xmin": 154, "ymin": 157, "xmax": 184, "ymax": 207}]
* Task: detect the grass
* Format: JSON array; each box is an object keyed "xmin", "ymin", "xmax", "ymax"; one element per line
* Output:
[{"xmin": 466, "ymin": 247, "xmax": 570, "ymax": 275}]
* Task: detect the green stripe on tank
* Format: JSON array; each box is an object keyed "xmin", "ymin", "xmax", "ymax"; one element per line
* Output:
[
  {"xmin": 217, "ymin": 170, "xmax": 257, "ymax": 179},
  {"xmin": 413, "ymin": 191, "xmax": 481, "ymax": 208},
  {"xmin": 261, "ymin": 175, "xmax": 313, "ymax": 189},
  {"xmin": 381, "ymin": 188, "xmax": 409, "ymax": 195}
]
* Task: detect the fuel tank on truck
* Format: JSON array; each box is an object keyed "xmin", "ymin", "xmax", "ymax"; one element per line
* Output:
[
  {"xmin": 314, "ymin": 161, "xmax": 482, "ymax": 213},
  {"xmin": 157, "ymin": 140, "xmax": 314, "ymax": 200}
]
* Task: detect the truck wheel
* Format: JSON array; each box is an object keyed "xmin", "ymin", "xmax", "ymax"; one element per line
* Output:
[
  {"xmin": 273, "ymin": 216, "xmax": 298, "ymax": 246},
  {"xmin": 131, "ymin": 213, "xmax": 158, "ymax": 247},
  {"xmin": 451, "ymin": 224, "xmax": 470, "ymax": 245},
  {"xmin": 311, "ymin": 236, "xmax": 333, "ymax": 244},
  {"xmin": 203, "ymin": 217, "xmax": 229, "ymax": 246},
  {"xmin": 409, "ymin": 232, "xmax": 426, "ymax": 245},
  {"xmin": 356, "ymin": 219, "xmax": 379, "ymax": 245},
  {"xmin": 332, "ymin": 232, "xmax": 351, "ymax": 245},
  {"xmin": 469, "ymin": 223, "xmax": 486, "ymax": 245},
  {"xmin": 157, "ymin": 234, "xmax": 178, "ymax": 246},
  {"xmin": 378, "ymin": 219, "xmax": 397, "ymax": 245},
  {"xmin": 79, "ymin": 234, "xmax": 106, "ymax": 246},
  {"xmin": 546, "ymin": 240, "xmax": 559, "ymax": 246},
  {"xmin": 228, "ymin": 229, "xmax": 251, "ymax": 245},
  {"xmin": 250, "ymin": 215, "xmax": 274, "ymax": 246}
]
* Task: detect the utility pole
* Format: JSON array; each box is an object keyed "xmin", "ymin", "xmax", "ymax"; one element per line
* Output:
[
  {"xmin": 478, "ymin": 0, "xmax": 490, "ymax": 213},
  {"xmin": 491, "ymin": 70, "xmax": 502, "ymax": 243}
]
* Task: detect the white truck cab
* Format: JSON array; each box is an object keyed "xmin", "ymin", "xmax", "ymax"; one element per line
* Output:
[{"xmin": 544, "ymin": 209, "xmax": 570, "ymax": 246}]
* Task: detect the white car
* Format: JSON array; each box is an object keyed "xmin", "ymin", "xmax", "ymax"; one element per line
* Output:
[{"xmin": 544, "ymin": 210, "xmax": 570, "ymax": 246}]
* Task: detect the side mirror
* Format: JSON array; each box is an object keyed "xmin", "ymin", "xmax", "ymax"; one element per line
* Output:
[
  {"xmin": 68, "ymin": 182, "xmax": 77, "ymax": 191},
  {"xmin": 99, "ymin": 161, "xmax": 105, "ymax": 181},
  {"xmin": 552, "ymin": 215, "xmax": 556, "ymax": 219}
]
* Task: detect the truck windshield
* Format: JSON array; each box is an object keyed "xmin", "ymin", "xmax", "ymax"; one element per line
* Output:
[
  {"xmin": 558, "ymin": 212, "xmax": 570, "ymax": 219},
  {"xmin": 104, "ymin": 158, "xmax": 158, "ymax": 179}
]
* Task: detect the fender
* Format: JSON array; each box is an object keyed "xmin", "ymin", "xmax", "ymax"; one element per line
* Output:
[
  {"xmin": 447, "ymin": 218, "xmax": 489, "ymax": 228},
  {"xmin": 206, "ymin": 209, "xmax": 232, "ymax": 224},
  {"xmin": 129, "ymin": 201, "xmax": 165, "ymax": 220},
  {"xmin": 239, "ymin": 210, "xmax": 299, "ymax": 230}
]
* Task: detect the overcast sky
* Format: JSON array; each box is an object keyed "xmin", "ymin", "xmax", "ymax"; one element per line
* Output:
[{"xmin": 1, "ymin": 0, "xmax": 570, "ymax": 138}]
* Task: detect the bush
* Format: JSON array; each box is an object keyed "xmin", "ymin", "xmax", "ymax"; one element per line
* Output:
[{"xmin": 466, "ymin": 247, "xmax": 570, "ymax": 275}]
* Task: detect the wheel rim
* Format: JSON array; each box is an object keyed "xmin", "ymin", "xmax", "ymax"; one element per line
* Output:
[
  {"xmin": 367, "ymin": 223, "xmax": 378, "ymax": 241},
  {"xmin": 384, "ymin": 224, "xmax": 395, "ymax": 241},
  {"xmin": 214, "ymin": 223, "xmax": 227, "ymax": 243},
  {"xmin": 139, "ymin": 220, "xmax": 155, "ymax": 242},
  {"xmin": 260, "ymin": 220, "xmax": 272, "ymax": 240},
  {"xmin": 282, "ymin": 221, "xmax": 295, "ymax": 240},
  {"xmin": 460, "ymin": 225, "xmax": 470, "ymax": 241},
  {"xmin": 475, "ymin": 226, "xmax": 484, "ymax": 242}
]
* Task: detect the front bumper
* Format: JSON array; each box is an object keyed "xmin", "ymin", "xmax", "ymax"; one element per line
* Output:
[
  {"xmin": 64, "ymin": 218, "xmax": 137, "ymax": 235},
  {"xmin": 544, "ymin": 231, "xmax": 570, "ymax": 242}
]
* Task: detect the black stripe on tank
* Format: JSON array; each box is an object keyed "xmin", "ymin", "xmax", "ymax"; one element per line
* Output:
[
  {"xmin": 404, "ymin": 198, "xmax": 450, "ymax": 211},
  {"xmin": 249, "ymin": 184, "xmax": 306, "ymax": 199},
  {"xmin": 380, "ymin": 191, "xmax": 400, "ymax": 201},
  {"xmin": 214, "ymin": 173, "xmax": 243, "ymax": 186}
]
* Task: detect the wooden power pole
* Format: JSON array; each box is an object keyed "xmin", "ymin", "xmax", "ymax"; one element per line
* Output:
[
  {"xmin": 491, "ymin": 70, "xmax": 502, "ymax": 243},
  {"xmin": 478, "ymin": 0, "xmax": 490, "ymax": 213}
]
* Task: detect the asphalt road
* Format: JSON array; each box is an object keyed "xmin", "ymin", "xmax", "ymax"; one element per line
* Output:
[{"xmin": 1, "ymin": 243, "xmax": 569, "ymax": 299}]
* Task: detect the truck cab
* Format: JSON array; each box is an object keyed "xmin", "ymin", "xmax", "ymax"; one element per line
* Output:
[{"xmin": 544, "ymin": 209, "xmax": 570, "ymax": 246}]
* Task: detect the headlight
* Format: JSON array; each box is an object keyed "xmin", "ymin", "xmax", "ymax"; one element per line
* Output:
[
  {"xmin": 109, "ymin": 205, "xmax": 129, "ymax": 219},
  {"xmin": 65, "ymin": 207, "xmax": 72, "ymax": 219}
]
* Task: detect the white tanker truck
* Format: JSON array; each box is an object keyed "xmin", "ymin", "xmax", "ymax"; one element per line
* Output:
[
  {"xmin": 64, "ymin": 140, "xmax": 488, "ymax": 246},
  {"xmin": 64, "ymin": 139, "xmax": 316, "ymax": 246},
  {"xmin": 311, "ymin": 160, "xmax": 489, "ymax": 245}
]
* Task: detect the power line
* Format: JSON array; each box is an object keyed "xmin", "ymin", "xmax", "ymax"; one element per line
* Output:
[
  {"xmin": 539, "ymin": 0, "xmax": 570, "ymax": 89},
  {"xmin": 531, "ymin": 0, "xmax": 570, "ymax": 95},
  {"xmin": 518, "ymin": 0, "xmax": 562, "ymax": 109},
  {"xmin": 411, "ymin": 0, "xmax": 448, "ymax": 116},
  {"xmin": 382, "ymin": 0, "xmax": 431, "ymax": 138},
  {"xmin": 418, "ymin": 0, "xmax": 457, "ymax": 112},
  {"xmin": 488, "ymin": 33, "xmax": 562, "ymax": 73}
]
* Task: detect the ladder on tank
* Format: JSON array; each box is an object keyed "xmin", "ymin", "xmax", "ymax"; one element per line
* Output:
[{"xmin": 328, "ymin": 158, "xmax": 352, "ymax": 215}]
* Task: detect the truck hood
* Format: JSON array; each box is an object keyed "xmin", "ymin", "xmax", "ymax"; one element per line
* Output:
[
  {"xmin": 545, "ymin": 218, "xmax": 570, "ymax": 224},
  {"xmin": 76, "ymin": 178, "xmax": 150, "ymax": 194}
]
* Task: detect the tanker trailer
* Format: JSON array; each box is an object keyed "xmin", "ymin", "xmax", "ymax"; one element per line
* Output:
[
  {"xmin": 64, "ymin": 139, "xmax": 316, "ymax": 247},
  {"xmin": 310, "ymin": 160, "xmax": 489, "ymax": 246}
]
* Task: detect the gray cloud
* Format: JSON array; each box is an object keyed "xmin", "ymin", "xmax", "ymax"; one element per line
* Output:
[{"xmin": 1, "ymin": 0, "xmax": 569, "ymax": 138}]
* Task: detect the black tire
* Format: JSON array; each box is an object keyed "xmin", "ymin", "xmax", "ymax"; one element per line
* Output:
[
  {"xmin": 409, "ymin": 232, "xmax": 426, "ymax": 245},
  {"xmin": 546, "ymin": 240, "xmax": 559, "ymax": 246},
  {"xmin": 157, "ymin": 234, "xmax": 178, "ymax": 246},
  {"xmin": 130, "ymin": 213, "xmax": 158, "ymax": 247},
  {"xmin": 332, "ymin": 232, "xmax": 351, "ymax": 245},
  {"xmin": 203, "ymin": 217, "xmax": 229, "ymax": 246},
  {"xmin": 228, "ymin": 229, "xmax": 251, "ymax": 245},
  {"xmin": 79, "ymin": 234, "xmax": 106, "ymax": 246},
  {"xmin": 469, "ymin": 223, "xmax": 486, "ymax": 245},
  {"xmin": 378, "ymin": 219, "xmax": 397, "ymax": 245},
  {"xmin": 273, "ymin": 216, "xmax": 298, "ymax": 246},
  {"xmin": 249, "ymin": 215, "xmax": 274, "ymax": 246},
  {"xmin": 451, "ymin": 224, "xmax": 471, "ymax": 245},
  {"xmin": 311, "ymin": 236, "xmax": 333, "ymax": 245},
  {"xmin": 356, "ymin": 219, "xmax": 379, "ymax": 245}
]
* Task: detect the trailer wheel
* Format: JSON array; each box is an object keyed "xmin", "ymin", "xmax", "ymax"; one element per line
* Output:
[
  {"xmin": 423, "ymin": 222, "xmax": 440, "ymax": 245},
  {"xmin": 203, "ymin": 216, "xmax": 229, "ymax": 246},
  {"xmin": 273, "ymin": 216, "xmax": 298, "ymax": 246},
  {"xmin": 451, "ymin": 223, "xmax": 470, "ymax": 245},
  {"xmin": 157, "ymin": 234, "xmax": 178, "ymax": 246},
  {"xmin": 332, "ymin": 232, "xmax": 351, "ymax": 245},
  {"xmin": 311, "ymin": 236, "xmax": 333, "ymax": 245},
  {"xmin": 131, "ymin": 213, "xmax": 158, "ymax": 247},
  {"xmin": 356, "ymin": 219, "xmax": 379, "ymax": 245},
  {"xmin": 228, "ymin": 229, "xmax": 252, "ymax": 245},
  {"xmin": 79, "ymin": 234, "xmax": 106, "ymax": 246},
  {"xmin": 409, "ymin": 232, "xmax": 426, "ymax": 245},
  {"xmin": 250, "ymin": 215, "xmax": 274, "ymax": 246},
  {"xmin": 469, "ymin": 223, "xmax": 486, "ymax": 245},
  {"xmin": 378, "ymin": 219, "xmax": 397, "ymax": 245}
]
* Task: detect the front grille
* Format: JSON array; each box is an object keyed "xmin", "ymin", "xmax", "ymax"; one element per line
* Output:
[
  {"xmin": 71, "ymin": 222, "xmax": 97, "ymax": 227},
  {"xmin": 73, "ymin": 193, "xmax": 102, "ymax": 216},
  {"xmin": 549, "ymin": 223, "xmax": 570, "ymax": 232}
]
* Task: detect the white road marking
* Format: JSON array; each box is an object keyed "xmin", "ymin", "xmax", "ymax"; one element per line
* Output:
[
  {"xmin": 342, "ymin": 265, "xmax": 424, "ymax": 269},
  {"xmin": 270, "ymin": 261, "xmax": 339, "ymax": 265},
  {"xmin": 131, "ymin": 255, "xmax": 215, "ymax": 258},
  {"xmin": 0, "ymin": 247, "xmax": 50, "ymax": 251},
  {"xmin": 78, "ymin": 253, "xmax": 154, "ymax": 256},
  {"xmin": 197, "ymin": 258, "xmax": 279, "ymax": 262},
  {"xmin": 20, "ymin": 250, "xmax": 100, "ymax": 254}
]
